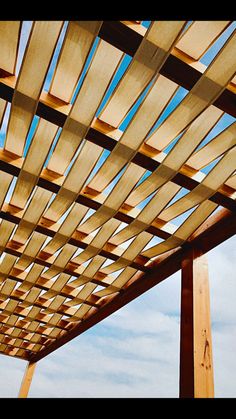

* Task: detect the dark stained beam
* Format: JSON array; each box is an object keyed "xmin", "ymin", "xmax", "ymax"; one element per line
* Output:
[
  {"xmin": 99, "ymin": 21, "xmax": 142, "ymax": 56},
  {"xmin": 28, "ymin": 207, "xmax": 236, "ymax": 362}
]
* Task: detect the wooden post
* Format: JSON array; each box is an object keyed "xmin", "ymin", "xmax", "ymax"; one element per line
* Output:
[
  {"xmin": 18, "ymin": 361, "xmax": 36, "ymax": 398},
  {"xmin": 180, "ymin": 248, "xmax": 214, "ymax": 398}
]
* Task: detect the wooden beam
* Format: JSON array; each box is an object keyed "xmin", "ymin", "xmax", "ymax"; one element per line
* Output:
[
  {"xmin": 180, "ymin": 248, "xmax": 214, "ymax": 398},
  {"xmin": 99, "ymin": 21, "xmax": 142, "ymax": 56},
  {"xmin": 28, "ymin": 207, "xmax": 236, "ymax": 362},
  {"xmin": 18, "ymin": 361, "xmax": 36, "ymax": 398}
]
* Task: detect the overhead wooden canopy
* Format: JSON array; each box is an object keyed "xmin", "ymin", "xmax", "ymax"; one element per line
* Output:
[{"xmin": 0, "ymin": 20, "xmax": 235, "ymax": 364}]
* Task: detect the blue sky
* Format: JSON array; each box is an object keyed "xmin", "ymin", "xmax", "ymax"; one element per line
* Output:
[{"xmin": 0, "ymin": 20, "xmax": 235, "ymax": 397}]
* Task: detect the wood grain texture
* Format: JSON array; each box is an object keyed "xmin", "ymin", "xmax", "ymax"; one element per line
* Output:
[
  {"xmin": 88, "ymin": 75, "xmax": 178, "ymax": 193},
  {"xmin": 18, "ymin": 361, "xmax": 36, "ymax": 398},
  {"xmin": 176, "ymin": 21, "xmax": 230, "ymax": 60},
  {"xmin": 180, "ymin": 249, "xmax": 214, "ymax": 398},
  {"xmin": 99, "ymin": 21, "xmax": 186, "ymax": 127},
  {"xmin": 49, "ymin": 21, "xmax": 102, "ymax": 103},
  {"xmin": 47, "ymin": 39, "xmax": 123, "ymax": 175},
  {"xmin": 4, "ymin": 21, "xmax": 63, "ymax": 157},
  {"xmin": 0, "ymin": 21, "xmax": 21, "ymax": 74}
]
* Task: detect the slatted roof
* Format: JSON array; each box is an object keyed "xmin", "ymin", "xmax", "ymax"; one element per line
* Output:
[{"xmin": 0, "ymin": 20, "xmax": 235, "ymax": 363}]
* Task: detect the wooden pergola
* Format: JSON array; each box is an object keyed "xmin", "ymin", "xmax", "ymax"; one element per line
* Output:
[{"xmin": 0, "ymin": 20, "xmax": 235, "ymax": 398}]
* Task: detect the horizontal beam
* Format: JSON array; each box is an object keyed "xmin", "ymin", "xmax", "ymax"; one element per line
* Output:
[{"xmin": 29, "ymin": 207, "xmax": 236, "ymax": 362}]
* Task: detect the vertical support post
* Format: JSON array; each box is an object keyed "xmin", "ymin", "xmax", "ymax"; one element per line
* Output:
[
  {"xmin": 18, "ymin": 361, "xmax": 36, "ymax": 398},
  {"xmin": 180, "ymin": 248, "xmax": 214, "ymax": 398}
]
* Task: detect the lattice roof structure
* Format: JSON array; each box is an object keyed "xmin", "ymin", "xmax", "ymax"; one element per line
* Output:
[{"xmin": 0, "ymin": 20, "xmax": 235, "ymax": 397}]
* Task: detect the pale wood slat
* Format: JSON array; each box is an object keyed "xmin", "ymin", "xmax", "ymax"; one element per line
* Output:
[
  {"xmin": 0, "ymin": 254, "xmax": 18, "ymax": 286},
  {"xmin": 125, "ymin": 106, "xmax": 223, "ymax": 208},
  {"xmin": 0, "ymin": 171, "xmax": 13, "ymax": 208},
  {"xmin": 47, "ymin": 39, "xmax": 123, "ymax": 175},
  {"xmin": 10, "ymin": 119, "xmax": 58, "ymax": 209},
  {"xmin": 71, "ymin": 218, "xmax": 121, "ymax": 266},
  {"xmin": 142, "ymin": 201, "xmax": 217, "ymax": 258},
  {"xmin": 78, "ymin": 163, "xmax": 145, "ymax": 236},
  {"xmin": 14, "ymin": 232, "xmax": 47, "ymax": 271},
  {"xmin": 16, "ymin": 264, "xmax": 45, "ymax": 293},
  {"xmin": 41, "ymin": 243, "xmax": 77, "ymax": 280},
  {"xmin": 101, "ymin": 231, "xmax": 152, "ymax": 275},
  {"xmin": 225, "ymin": 174, "xmax": 236, "ymax": 190},
  {"xmin": 0, "ymin": 278, "xmax": 18, "ymax": 298},
  {"xmin": 231, "ymin": 75, "xmax": 236, "ymax": 85},
  {"xmin": 99, "ymin": 21, "xmax": 186, "ymax": 128},
  {"xmin": 88, "ymin": 74, "xmax": 178, "ymax": 193},
  {"xmin": 5, "ymin": 21, "xmax": 63, "ymax": 156},
  {"xmin": 186, "ymin": 122, "xmax": 236, "ymax": 170},
  {"xmin": 0, "ymin": 99, "xmax": 7, "ymax": 127},
  {"xmin": 109, "ymin": 182, "xmax": 180, "ymax": 246},
  {"xmin": 160, "ymin": 146, "xmax": 236, "ymax": 223},
  {"xmin": 0, "ymin": 21, "xmax": 21, "ymax": 74},
  {"xmin": 176, "ymin": 21, "xmax": 230, "ymax": 60},
  {"xmin": 38, "ymin": 273, "xmax": 70, "ymax": 300},
  {"xmin": 12, "ymin": 187, "xmax": 53, "ymax": 244},
  {"xmin": 94, "ymin": 266, "xmax": 137, "ymax": 297},
  {"xmin": 49, "ymin": 21, "xmax": 102, "ymax": 103},
  {"xmin": 0, "ymin": 220, "xmax": 16, "ymax": 253},
  {"xmin": 61, "ymin": 255, "xmax": 107, "ymax": 321},
  {"xmin": 41, "ymin": 203, "xmax": 88, "ymax": 255},
  {"xmin": 146, "ymin": 30, "xmax": 236, "ymax": 151},
  {"xmin": 44, "ymin": 141, "xmax": 103, "ymax": 222}
]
